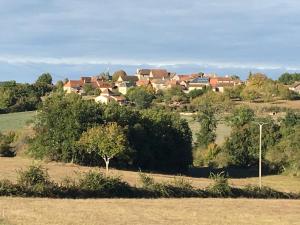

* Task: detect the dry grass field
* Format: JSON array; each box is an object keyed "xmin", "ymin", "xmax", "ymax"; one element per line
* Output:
[
  {"xmin": 1, "ymin": 157, "xmax": 300, "ymax": 193},
  {"xmin": 0, "ymin": 197, "xmax": 300, "ymax": 225}
]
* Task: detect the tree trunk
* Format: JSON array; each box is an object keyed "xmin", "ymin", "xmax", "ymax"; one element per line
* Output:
[{"xmin": 104, "ymin": 158, "xmax": 110, "ymax": 177}]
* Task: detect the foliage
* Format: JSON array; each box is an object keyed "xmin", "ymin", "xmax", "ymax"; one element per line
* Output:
[
  {"xmin": 0, "ymin": 80, "xmax": 52, "ymax": 114},
  {"xmin": 222, "ymin": 107, "xmax": 281, "ymax": 167},
  {"xmin": 17, "ymin": 165, "xmax": 51, "ymax": 187},
  {"xmin": 278, "ymin": 73, "xmax": 300, "ymax": 85},
  {"xmin": 191, "ymin": 91, "xmax": 232, "ymax": 113},
  {"xmin": 29, "ymin": 94, "xmax": 192, "ymax": 172},
  {"xmin": 0, "ymin": 132, "xmax": 15, "ymax": 157},
  {"xmin": 28, "ymin": 92, "xmax": 104, "ymax": 162},
  {"xmin": 224, "ymin": 84, "xmax": 245, "ymax": 100},
  {"xmin": 266, "ymin": 113, "xmax": 300, "ymax": 177},
  {"xmin": 36, "ymin": 73, "xmax": 53, "ymax": 85},
  {"xmin": 195, "ymin": 104, "xmax": 217, "ymax": 148},
  {"xmin": 226, "ymin": 106, "xmax": 255, "ymax": 128},
  {"xmin": 82, "ymin": 83, "xmax": 99, "ymax": 95},
  {"xmin": 134, "ymin": 109, "xmax": 193, "ymax": 172},
  {"xmin": 241, "ymin": 73, "xmax": 291, "ymax": 102},
  {"xmin": 0, "ymin": 166, "xmax": 298, "ymax": 199},
  {"xmin": 163, "ymin": 86, "xmax": 188, "ymax": 103},
  {"xmin": 126, "ymin": 86, "xmax": 155, "ymax": 109},
  {"xmin": 187, "ymin": 88, "xmax": 205, "ymax": 99},
  {"xmin": 207, "ymin": 172, "xmax": 232, "ymax": 197},
  {"xmin": 78, "ymin": 123, "xmax": 127, "ymax": 173},
  {"xmin": 77, "ymin": 171, "xmax": 131, "ymax": 197},
  {"xmin": 193, "ymin": 143, "xmax": 222, "ymax": 167}
]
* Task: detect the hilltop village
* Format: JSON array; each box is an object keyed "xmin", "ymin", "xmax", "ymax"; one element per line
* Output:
[{"xmin": 63, "ymin": 69, "xmax": 242, "ymax": 105}]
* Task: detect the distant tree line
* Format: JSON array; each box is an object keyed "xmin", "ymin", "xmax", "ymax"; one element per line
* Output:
[
  {"xmin": 278, "ymin": 73, "xmax": 300, "ymax": 85},
  {"xmin": 0, "ymin": 73, "xmax": 53, "ymax": 114}
]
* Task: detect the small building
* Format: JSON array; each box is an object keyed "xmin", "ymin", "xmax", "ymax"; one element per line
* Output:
[
  {"xmin": 63, "ymin": 76, "xmax": 113, "ymax": 94},
  {"xmin": 210, "ymin": 76, "xmax": 241, "ymax": 93},
  {"xmin": 63, "ymin": 80, "xmax": 84, "ymax": 94},
  {"xmin": 95, "ymin": 88, "xmax": 126, "ymax": 105},
  {"xmin": 135, "ymin": 69, "xmax": 171, "ymax": 80},
  {"xmin": 188, "ymin": 77, "xmax": 210, "ymax": 92},
  {"xmin": 151, "ymin": 79, "xmax": 168, "ymax": 91},
  {"xmin": 115, "ymin": 75, "xmax": 138, "ymax": 95}
]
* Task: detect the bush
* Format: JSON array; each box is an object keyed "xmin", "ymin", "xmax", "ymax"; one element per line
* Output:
[
  {"xmin": 77, "ymin": 171, "xmax": 132, "ymax": 197},
  {"xmin": 17, "ymin": 165, "xmax": 51, "ymax": 187},
  {"xmin": 207, "ymin": 172, "xmax": 232, "ymax": 197},
  {"xmin": 242, "ymin": 185, "xmax": 292, "ymax": 199},
  {"xmin": 0, "ymin": 166, "xmax": 298, "ymax": 199},
  {"xmin": 138, "ymin": 172, "xmax": 201, "ymax": 198},
  {"xmin": 0, "ymin": 179, "xmax": 17, "ymax": 196},
  {"xmin": 0, "ymin": 132, "xmax": 15, "ymax": 157}
]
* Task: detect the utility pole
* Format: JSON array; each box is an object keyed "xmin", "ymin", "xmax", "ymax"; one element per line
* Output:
[{"xmin": 254, "ymin": 122, "xmax": 267, "ymax": 189}]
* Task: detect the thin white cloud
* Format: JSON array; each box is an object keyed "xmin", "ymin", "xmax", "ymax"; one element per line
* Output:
[{"xmin": 0, "ymin": 55, "xmax": 299, "ymax": 71}]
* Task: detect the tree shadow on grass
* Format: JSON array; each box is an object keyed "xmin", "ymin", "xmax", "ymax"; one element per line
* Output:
[{"xmin": 188, "ymin": 166, "xmax": 278, "ymax": 179}]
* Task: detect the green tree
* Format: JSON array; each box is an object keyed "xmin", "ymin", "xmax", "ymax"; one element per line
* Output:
[
  {"xmin": 28, "ymin": 92, "xmax": 104, "ymax": 162},
  {"xmin": 278, "ymin": 73, "xmax": 300, "ymax": 85},
  {"xmin": 195, "ymin": 104, "xmax": 217, "ymax": 148},
  {"xmin": 36, "ymin": 73, "xmax": 52, "ymax": 85},
  {"xmin": 221, "ymin": 106, "xmax": 282, "ymax": 167},
  {"xmin": 78, "ymin": 123, "xmax": 127, "ymax": 175},
  {"xmin": 226, "ymin": 106, "xmax": 255, "ymax": 128},
  {"xmin": 0, "ymin": 131, "xmax": 15, "ymax": 157},
  {"xmin": 126, "ymin": 87, "xmax": 155, "ymax": 109},
  {"xmin": 163, "ymin": 86, "xmax": 187, "ymax": 103},
  {"xmin": 83, "ymin": 83, "xmax": 96, "ymax": 95}
]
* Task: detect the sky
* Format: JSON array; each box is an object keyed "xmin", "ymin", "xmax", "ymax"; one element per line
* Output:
[{"xmin": 0, "ymin": 0, "xmax": 300, "ymax": 82}]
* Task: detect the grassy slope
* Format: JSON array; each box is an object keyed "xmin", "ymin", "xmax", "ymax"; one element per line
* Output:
[
  {"xmin": 1, "ymin": 197, "xmax": 300, "ymax": 225},
  {"xmin": 1, "ymin": 157, "xmax": 300, "ymax": 193},
  {"xmin": 0, "ymin": 111, "xmax": 36, "ymax": 132}
]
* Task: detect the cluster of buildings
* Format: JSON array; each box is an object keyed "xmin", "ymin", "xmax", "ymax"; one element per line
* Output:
[{"xmin": 63, "ymin": 69, "xmax": 242, "ymax": 105}]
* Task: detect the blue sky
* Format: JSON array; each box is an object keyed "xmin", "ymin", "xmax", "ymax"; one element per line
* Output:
[{"xmin": 0, "ymin": 0, "xmax": 300, "ymax": 82}]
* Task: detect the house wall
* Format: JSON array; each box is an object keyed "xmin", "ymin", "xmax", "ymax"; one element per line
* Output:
[{"xmin": 118, "ymin": 86, "xmax": 128, "ymax": 95}]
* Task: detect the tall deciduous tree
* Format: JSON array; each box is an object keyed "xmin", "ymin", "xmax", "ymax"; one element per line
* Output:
[
  {"xmin": 78, "ymin": 123, "xmax": 127, "ymax": 175},
  {"xmin": 126, "ymin": 86, "xmax": 155, "ymax": 109},
  {"xmin": 36, "ymin": 73, "xmax": 53, "ymax": 85},
  {"xmin": 196, "ymin": 103, "xmax": 217, "ymax": 148}
]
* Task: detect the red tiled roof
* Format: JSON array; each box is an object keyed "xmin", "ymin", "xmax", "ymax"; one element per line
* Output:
[
  {"xmin": 137, "ymin": 69, "xmax": 151, "ymax": 76},
  {"xmin": 96, "ymin": 81, "xmax": 112, "ymax": 89},
  {"xmin": 151, "ymin": 69, "xmax": 169, "ymax": 79},
  {"xmin": 64, "ymin": 80, "xmax": 83, "ymax": 88}
]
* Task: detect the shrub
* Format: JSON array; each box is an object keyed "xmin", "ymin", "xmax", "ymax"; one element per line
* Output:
[
  {"xmin": 0, "ymin": 179, "xmax": 17, "ymax": 196},
  {"xmin": 138, "ymin": 172, "xmax": 201, "ymax": 198},
  {"xmin": 0, "ymin": 132, "xmax": 15, "ymax": 157},
  {"xmin": 16, "ymin": 165, "xmax": 56, "ymax": 196},
  {"xmin": 242, "ymin": 185, "xmax": 292, "ymax": 199},
  {"xmin": 77, "ymin": 171, "xmax": 132, "ymax": 197},
  {"xmin": 17, "ymin": 165, "xmax": 51, "ymax": 187},
  {"xmin": 138, "ymin": 171, "xmax": 155, "ymax": 188},
  {"xmin": 207, "ymin": 172, "xmax": 232, "ymax": 197}
]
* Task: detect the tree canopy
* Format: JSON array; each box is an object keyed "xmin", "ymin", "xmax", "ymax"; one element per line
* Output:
[
  {"xmin": 79, "ymin": 123, "xmax": 127, "ymax": 174},
  {"xmin": 36, "ymin": 73, "xmax": 53, "ymax": 85}
]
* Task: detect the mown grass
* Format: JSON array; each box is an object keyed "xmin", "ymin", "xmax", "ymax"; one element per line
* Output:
[
  {"xmin": 1, "ymin": 197, "xmax": 300, "ymax": 225},
  {"xmin": 0, "ymin": 111, "xmax": 36, "ymax": 132}
]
